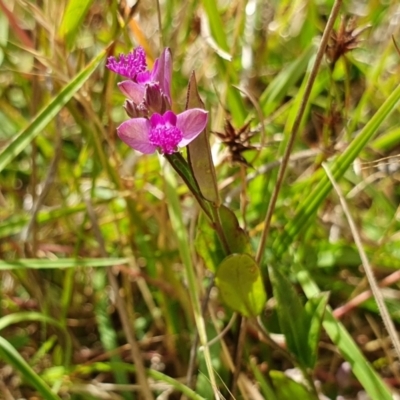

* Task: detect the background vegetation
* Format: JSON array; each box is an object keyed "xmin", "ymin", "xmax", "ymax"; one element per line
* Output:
[{"xmin": 1, "ymin": 0, "xmax": 400, "ymax": 399}]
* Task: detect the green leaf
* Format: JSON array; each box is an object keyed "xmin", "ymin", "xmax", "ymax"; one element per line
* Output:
[
  {"xmin": 219, "ymin": 205, "xmax": 252, "ymax": 255},
  {"xmin": 270, "ymin": 370, "xmax": 318, "ymax": 400},
  {"xmin": 0, "ymin": 48, "xmax": 106, "ymax": 173},
  {"xmin": 370, "ymin": 125, "xmax": 400, "ymax": 152},
  {"xmin": 201, "ymin": 0, "xmax": 229, "ymax": 52},
  {"xmin": 195, "ymin": 205, "xmax": 251, "ymax": 272},
  {"xmin": 304, "ymin": 293, "xmax": 329, "ymax": 368},
  {"xmin": 0, "ymin": 312, "xmax": 63, "ymax": 332},
  {"xmin": 186, "ymin": 71, "xmax": 219, "ymax": 204},
  {"xmin": 59, "ymin": 0, "xmax": 94, "ymax": 48},
  {"xmin": 272, "ymin": 268, "xmax": 328, "ymax": 369},
  {"xmin": 0, "ymin": 258, "xmax": 129, "ymax": 270},
  {"xmin": 215, "ymin": 254, "xmax": 266, "ymax": 317},
  {"xmin": 271, "ymin": 268, "xmax": 309, "ymax": 367},
  {"xmin": 0, "ymin": 337, "xmax": 62, "ymax": 400}
]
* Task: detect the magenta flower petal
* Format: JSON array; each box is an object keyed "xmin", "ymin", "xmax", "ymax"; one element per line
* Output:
[
  {"xmin": 136, "ymin": 71, "xmax": 152, "ymax": 84},
  {"xmin": 117, "ymin": 118, "xmax": 156, "ymax": 154},
  {"xmin": 176, "ymin": 109, "xmax": 208, "ymax": 147},
  {"xmin": 148, "ymin": 111, "xmax": 182, "ymax": 154},
  {"xmin": 118, "ymin": 81, "xmax": 145, "ymax": 103},
  {"xmin": 149, "ymin": 112, "xmax": 165, "ymax": 127},
  {"xmin": 157, "ymin": 110, "xmax": 177, "ymax": 126},
  {"xmin": 151, "ymin": 48, "xmax": 172, "ymax": 104}
]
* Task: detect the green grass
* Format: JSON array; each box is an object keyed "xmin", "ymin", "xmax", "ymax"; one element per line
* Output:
[{"xmin": 1, "ymin": 0, "xmax": 400, "ymax": 399}]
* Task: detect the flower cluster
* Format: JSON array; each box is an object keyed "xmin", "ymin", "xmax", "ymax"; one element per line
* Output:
[{"xmin": 107, "ymin": 47, "xmax": 208, "ymax": 155}]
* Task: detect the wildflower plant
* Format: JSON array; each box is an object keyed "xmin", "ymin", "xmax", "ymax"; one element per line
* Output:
[
  {"xmin": 2, "ymin": 1, "xmax": 398, "ymax": 399},
  {"xmin": 107, "ymin": 47, "xmax": 269, "ymax": 388},
  {"xmin": 108, "ymin": 45, "xmax": 266, "ymax": 308}
]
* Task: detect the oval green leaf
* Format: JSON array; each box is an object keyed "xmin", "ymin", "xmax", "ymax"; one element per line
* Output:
[{"xmin": 215, "ymin": 254, "xmax": 266, "ymax": 317}]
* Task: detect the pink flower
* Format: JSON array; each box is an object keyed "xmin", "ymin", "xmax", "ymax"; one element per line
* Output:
[
  {"xmin": 107, "ymin": 47, "xmax": 172, "ymax": 113},
  {"xmin": 117, "ymin": 109, "xmax": 208, "ymax": 155}
]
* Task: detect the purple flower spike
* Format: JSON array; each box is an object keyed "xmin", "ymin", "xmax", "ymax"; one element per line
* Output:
[
  {"xmin": 117, "ymin": 48, "xmax": 172, "ymax": 112},
  {"xmin": 117, "ymin": 109, "xmax": 208, "ymax": 155},
  {"xmin": 106, "ymin": 47, "xmax": 147, "ymax": 79}
]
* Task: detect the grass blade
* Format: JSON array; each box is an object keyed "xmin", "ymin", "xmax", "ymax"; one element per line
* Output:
[
  {"xmin": 0, "ymin": 336, "xmax": 62, "ymax": 400},
  {"xmin": 0, "ymin": 258, "xmax": 129, "ymax": 270},
  {"xmin": 59, "ymin": 0, "xmax": 94, "ymax": 48}
]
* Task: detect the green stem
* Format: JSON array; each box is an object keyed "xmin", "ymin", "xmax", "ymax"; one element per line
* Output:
[
  {"xmin": 166, "ymin": 153, "xmax": 232, "ymax": 257},
  {"xmin": 165, "ymin": 153, "xmax": 212, "ymax": 220}
]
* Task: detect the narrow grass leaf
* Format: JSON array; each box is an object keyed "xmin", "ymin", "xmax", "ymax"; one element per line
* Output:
[
  {"xmin": 0, "ymin": 258, "xmax": 129, "ymax": 270},
  {"xmin": 304, "ymin": 293, "xmax": 329, "ymax": 369},
  {"xmin": 0, "ymin": 336, "xmax": 62, "ymax": 400},
  {"xmin": 201, "ymin": 0, "xmax": 229, "ymax": 52},
  {"xmin": 59, "ymin": 0, "xmax": 94, "ymax": 48},
  {"xmin": 0, "ymin": 312, "xmax": 64, "ymax": 333},
  {"xmin": 370, "ymin": 125, "xmax": 400, "ymax": 152},
  {"xmin": 0, "ymin": 312, "xmax": 72, "ymax": 365},
  {"xmin": 271, "ymin": 267, "xmax": 310, "ymax": 368}
]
